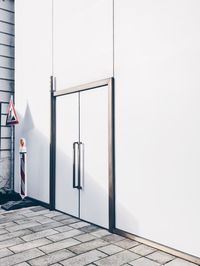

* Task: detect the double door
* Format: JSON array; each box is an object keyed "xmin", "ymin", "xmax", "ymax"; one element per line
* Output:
[{"xmin": 55, "ymin": 86, "xmax": 109, "ymax": 229}]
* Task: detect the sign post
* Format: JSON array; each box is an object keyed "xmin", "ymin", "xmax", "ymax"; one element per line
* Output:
[
  {"xmin": 19, "ymin": 138, "xmax": 27, "ymax": 197},
  {"xmin": 6, "ymin": 97, "xmax": 19, "ymax": 190}
]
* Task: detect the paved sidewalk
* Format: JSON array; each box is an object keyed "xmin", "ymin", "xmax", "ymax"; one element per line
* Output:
[{"xmin": 0, "ymin": 206, "xmax": 198, "ymax": 266}]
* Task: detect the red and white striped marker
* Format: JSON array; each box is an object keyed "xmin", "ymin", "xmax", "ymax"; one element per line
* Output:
[{"xmin": 19, "ymin": 138, "xmax": 27, "ymax": 197}]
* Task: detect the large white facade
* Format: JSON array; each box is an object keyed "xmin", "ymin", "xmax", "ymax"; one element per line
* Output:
[{"xmin": 15, "ymin": 0, "xmax": 200, "ymax": 261}]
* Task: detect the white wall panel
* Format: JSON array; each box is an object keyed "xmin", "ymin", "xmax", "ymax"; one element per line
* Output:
[
  {"xmin": 115, "ymin": 0, "xmax": 200, "ymax": 257},
  {"xmin": 15, "ymin": 0, "xmax": 52, "ymax": 202},
  {"xmin": 53, "ymin": 0, "xmax": 113, "ymax": 90}
]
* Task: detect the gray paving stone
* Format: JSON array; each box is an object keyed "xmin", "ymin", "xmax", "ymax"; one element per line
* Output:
[
  {"xmin": 68, "ymin": 238, "xmax": 108, "ymax": 254},
  {"xmin": 80, "ymin": 224, "xmax": 100, "ymax": 233},
  {"xmin": 47, "ymin": 229, "xmax": 82, "ymax": 242},
  {"xmin": 69, "ymin": 221, "xmax": 90, "ymax": 229},
  {"xmin": 54, "ymin": 225, "xmax": 72, "ymax": 233},
  {"xmin": 164, "ymin": 258, "xmax": 198, "ymax": 266},
  {"xmin": 22, "ymin": 229, "xmax": 58, "ymax": 241},
  {"xmin": 0, "ymin": 228, "xmax": 8, "ymax": 235},
  {"xmin": 29, "ymin": 249, "xmax": 74, "ymax": 266},
  {"xmin": 0, "ymin": 237, "xmax": 24, "ymax": 249},
  {"xmin": 0, "ymin": 248, "xmax": 44, "ymax": 266},
  {"xmin": 30, "ymin": 221, "xmax": 63, "ymax": 232},
  {"xmin": 74, "ymin": 233, "xmax": 97, "ymax": 243},
  {"xmin": 115, "ymin": 239, "xmax": 140, "ymax": 249},
  {"xmin": 0, "ymin": 214, "xmax": 26, "ymax": 223},
  {"xmin": 53, "ymin": 214, "xmax": 75, "ymax": 222},
  {"xmin": 0, "ymin": 248, "xmax": 13, "ymax": 258},
  {"xmin": 15, "ymin": 218, "xmax": 33, "ymax": 225},
  {"xmin": 0, "ymin": 221, "xmax": 16, "ymax": 228},
  {"xmin": 60, "ymin": 249, "xmax": 106, "ymax": 266},
  {"xmin": 44, "ymin": 211, "xmax": 62, "ymax": 218},
  {"xmin": 15, "ymin": 263, "xmax": 30, "ymax": 266},
  {"xmin": 23, "ymin": 209, "xmax": 50, "ymax": 217},
  {"xmin": 31, "ymin": 206, "xmax": 46, "ymax": 212},
  {"xmin": 60, "ymin": 218, "xmax": 80, "ymax": 225},
  {"xmin": 95, "ymin": 250, "xmax": 140, "ymax": 266},
  {"xmin": 6, "ymin": 221, "xmax": 40, "ymax": 232},
  {"xmin": 102, "ymin": 234, "xmax": 125, "ymax": 243},
  {"xmin": 0, "ymin": 229, "xmax": 32, "ymax": 241},
  {"xmin": 34, "ymin": 216, "xmax": 55, "ymax": 225},
  {"xmin": 9, "ymin": 238, "xmax": 52, "ymax": 253},
  {"xmin": 130, "ymin": 244, "xmax": 156, "ymax": 256},
  {"xmin": 91, "ymin": 229, "xmax": 111, "ymax": 238},
  {"xmin": 147, "ymin": 250, "xmax": 175, "ymax": 264},
  {"xmin": 129, "ymin": 257, "xmax": 161, "ymax": 266},
  {"xmin": 98, "ymin": 244, "xmax": 124, "ymax": 255},
  {"xmin": 39, "ymin": 237, "xmax": 80, "ymax": 253}
]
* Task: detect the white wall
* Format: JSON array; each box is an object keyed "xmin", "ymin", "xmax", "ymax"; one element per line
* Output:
[
  {"xmin": 115, "ymin": 0, "xmax": 200, "ymax": 258},
  {"xmin": 15, "ymin": 0, "xmax": 52, "ymax": 202},
  {"xmin": 53, "ymin": 0, "xmax": 113, "ymax": 90}
]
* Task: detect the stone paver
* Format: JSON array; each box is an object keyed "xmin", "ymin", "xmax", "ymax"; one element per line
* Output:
[
  {"xmin": 9, "ymin": 238, "xmax": 52, "ymax": 253},
  {"xmin": 30, "ymin": 221, "xmax": 63, "ymax": 232},
  {"xmin": 69, "ymin": 221, "xmax": 90, "ymax": 229},
  {"xmin": 98, "ymin": 244, "xmax": 123, "ymax": 255},
  {"xmin": 68, "ymin": 238, "xmax": 108, "ymax": 254},
  {"xmin": 0, "ymin": 207, "xmax": 198, "ymax": 266},
  {"xmin": 0, "ymin": 237, "xmax": 24, "ymax": 249},
  {"xmin": 15, "ymin": 263, "xmax": 30, "ymax": 266},
  {"xmin": 0, "ymin": 248, "xmax": 13, "ymax": 258},
  {"xmin": 22, "ymin": 229, "xmax": 58, "ymax": 241},
  {"xmin": 129, "ymin": 257, "xmax": 161, "ymax": 266},
  {"xmin": 0, "ymin": 248, "xmax": 44, "ymax": 266},
  {"xmin": 0, "ymin": 229, "xmax": 32, "ymax": 241},
  {"xmin": 28, "ymin": 249, "xmax": 74, "ymax": 266},
  {"xmin": 102, "ymin": 233, "xmax": 125, "ymax": 243},
  {"xmin": 54, "ymin": 225, "xmax": 72, "ymax": 233},
  {"xmin": 91, "ymin": 229, "xmax": 111, "ymax": 238},
  {"xmin": 95, "ymin": 250, "xmax": 140, "ymax": 266},
  {"xmin": 47, "ymin": 229, "xmax": 82, "ymax": 242},
  {"xmin": 60, "ymin": 249, "xmax": 106, "ymax": 266},
  {"xmin": 74, "ymin": 233, "xmax": 97, "ymax": 242},
  {"xmin": 39, "ymin": 238, "xmax": 80, "ymax": 253},
  {"xmin": 130, "ymin": 243, "xmax": 156, "ymax": 256},
  {"xmin": 115, "ymin": 239, "xmax": 139, "ymax": 249},
  {"xmin": 147, "ymin": 250, "xmax": 175, "ymax": 264},
  {"xmin": 165, "ymin": 258, "xmax": 199, "ymax": 266}
]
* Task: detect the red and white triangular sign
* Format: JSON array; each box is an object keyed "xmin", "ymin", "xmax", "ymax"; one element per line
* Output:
[{"xmin": 6, "ymin": 99, "xmax": 19, "ymax": 125}]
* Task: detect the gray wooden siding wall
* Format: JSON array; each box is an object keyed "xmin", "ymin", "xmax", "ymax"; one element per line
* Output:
[{"xmin": 0, "ymin": 0, "xmax": 14, "ymax": 188}]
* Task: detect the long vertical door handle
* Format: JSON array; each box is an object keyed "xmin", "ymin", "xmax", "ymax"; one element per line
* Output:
[
  {"xmin": 79, "ymin": 142, "xmax": 84, "ymax": 189},
  {"xmin": 73, "ymin": 142, "xmax": 79, "ymax": 188}
]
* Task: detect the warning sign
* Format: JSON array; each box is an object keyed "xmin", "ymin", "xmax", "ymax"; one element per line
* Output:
[{"xmin": 6, "ymin": 99, "xmax": 19, "ymax": 125}]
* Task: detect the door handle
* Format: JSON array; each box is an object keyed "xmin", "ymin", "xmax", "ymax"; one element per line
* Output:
[
  {"xmin": 79, "ymin": 142, "xmax": 84, "ymax": 189},
  {"xmin": 73, "ymin": 142, "xmax": 79, "ymax": 188}
]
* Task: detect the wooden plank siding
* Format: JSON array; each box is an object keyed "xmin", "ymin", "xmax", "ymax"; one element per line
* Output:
[{"xmin": 0, "ymin": 0, "xmax": 14, "ymax": 188}]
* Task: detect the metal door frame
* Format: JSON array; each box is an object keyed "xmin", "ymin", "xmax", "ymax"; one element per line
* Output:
[{"xmin": 49, "ymin": 77, "xmax": 115, "ymax": 231}]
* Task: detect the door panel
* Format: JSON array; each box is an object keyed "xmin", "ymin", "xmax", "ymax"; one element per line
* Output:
[
  {"xmin": 56, "ymin": 94, "xmax": 79, "ymax": 217},
  {"xmin": 80, "ymin": 87, "xmax": 109, "ymax": 228}
]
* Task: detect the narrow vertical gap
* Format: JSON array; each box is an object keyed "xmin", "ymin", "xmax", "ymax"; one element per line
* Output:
[
  {"xmin": 78, "ymin": 92, "xmax": 81, "ymax": 219},
  {"xmin": 52, "ymin": 0, "xmax": 54, "ymax": 76},
  {"xmin": 113, "ymin": 0, "xmax": 115, "ymax": 78}
]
